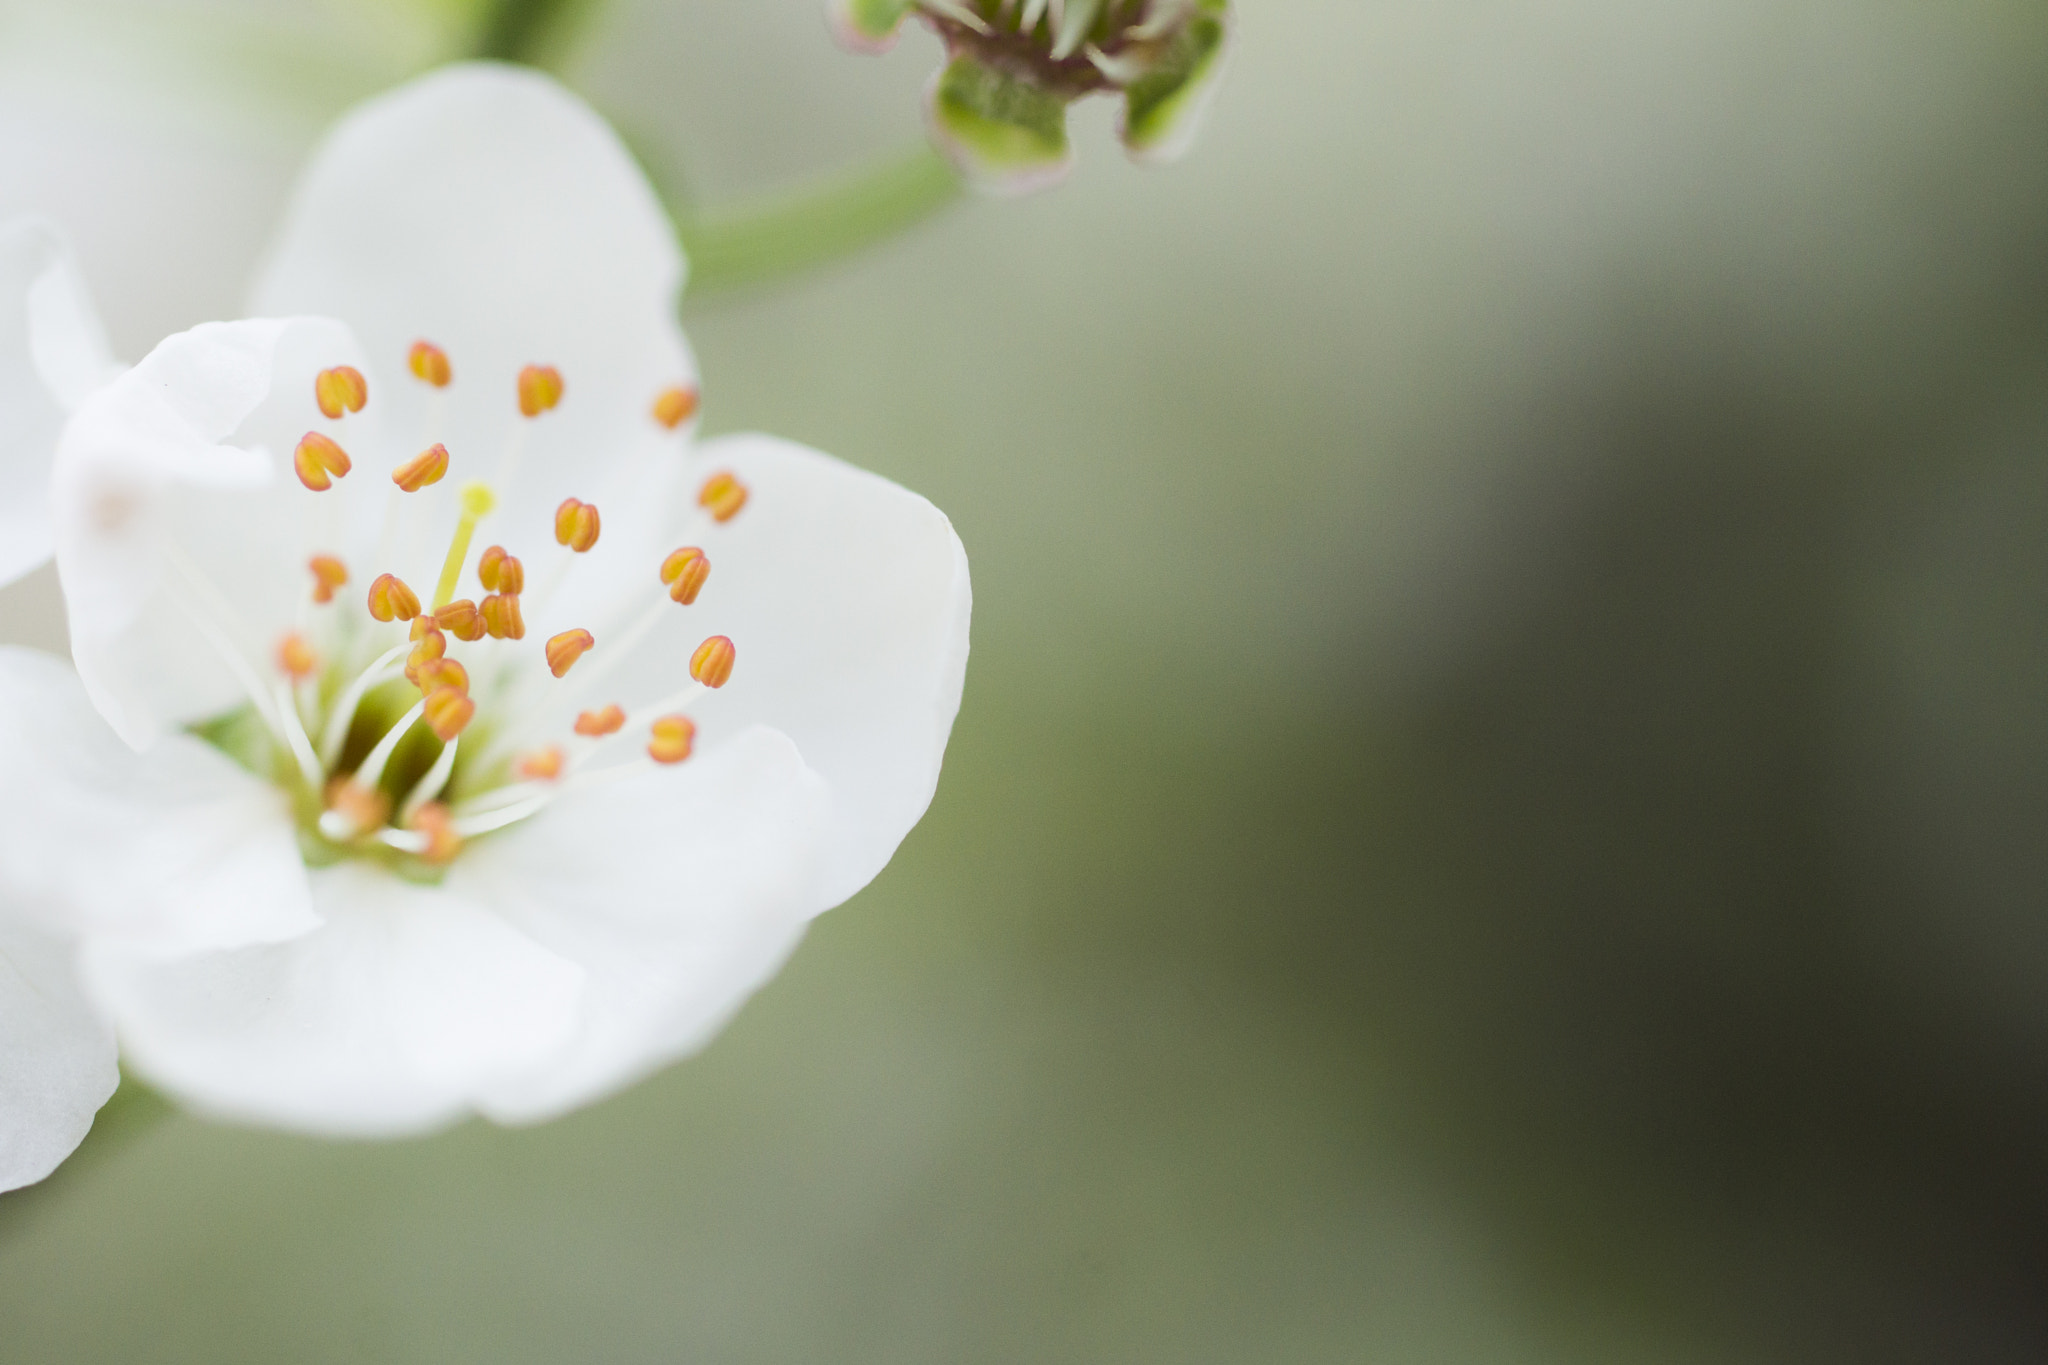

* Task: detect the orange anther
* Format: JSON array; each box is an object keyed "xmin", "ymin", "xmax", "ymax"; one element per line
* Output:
[
  {"xmin": 496, "ymin": 555, "xmax": 524, "ymax": 594},
  {"xmin": 324, "ymin": 777, "xmax": 389, "ymax": 837},
  {"xmin": 308, "ymin": 554, "xmax": 348, "ymax": 604},
  {"xmin": 368, "ymin": 572, "xmax": 421, "ymax": 623},
  {"xmin": 276, "ymin": 632, "xmax": 318, "ymax": 682},
  {"xmin": 574, "ymin": 704, "xmax": 625, "ymax": 738},
  {"xmin": 690, "ymin": 635, "xmax": 736, "ymax": 689},
  {"xmin": 480, "ymin": 592, "xmax": 525, "ymax": 640},
  {"xmin": 517, "ymin": 745, "xmax": 565, "ymax": 781},
  {"xmin": 293, "ymin": 432, "xmax": 352, "ymax": 491},
  {"xmin": 517, "ymin": 364, "xmax": 563, "ymax": 418},
  {"xmin": 545, "ymin": 628, "xmax": 594, "ymax": 678},
  {"xmin": 698, "ymin": 471, "xmax": 748, "ymax": 523},
  {"xmin": 415, "ymin": 657, "xmax": 469, "ymax": 697},
  {"xmin": 652, "ymin": 384, "xmax": 700, "ymax": 430},
  {"xmin": 434, "ymin": 598, "xmax": 485, "ymax": 642},
  {"xmin": 647, "ymin": 714, "xmax": 696, "ymax": 765},
  {"xmin": 408, "ymin": 340, "xmax": 452, "ymax": 388},
  {"xmin": 404, "ymin": 626, "xmax": 444, "ymax": 685},
  {"xmin": 661, "ymin": 547, "xmax": 710, "ymax": 605},
  {"xmin": 409, "ymin": 615, "xmax": 442, "ymax": 643},
  {"xmin": 408, "ymin": 801, "xmax": 462, "ymax": 865},
  {"xmin": 423, "ymin": 685, "xmax": 475, "ymax": 742},
  {"xmin": 314, "ymin": 365, "xmax": 367, "ymax": 419},
  {"xmin": 478, "ymin": 544, "xmax": 507, "ymax": 591},
  {"xmin": 554, "ymin": 497, "xmax": 601, "ymax": 552},
  {"xmin": 392, "ymin": 442, "xmax": 450, "ymax": 492}
]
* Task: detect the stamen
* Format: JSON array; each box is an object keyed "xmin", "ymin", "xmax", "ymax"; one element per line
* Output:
[
  {"xmin": 410, "ymin": 615, "xmax": 442, "ymax": 642},
  {"xmin": 392, "ymin": 442, "xmax": 450, "ymax": 492},
  {"xmin": 319, "ymin": 778, "xmax": 390, "ymax": 842},
  {"xmin": 432, "ymin": 481, "xmax": 497, "ymax": 610},
  {"xmin": 661, "ymin": 547, "xmax": 710, "ymax": 605},
  {"xmin": 690, "ymin": 635, "xmax": 737, "ymax": 689},
  {"xmin": 422, "ymin": 686, "xmax": 475, "ymax": 742},
  {"xmin": 294, "ymin": 432, "xmax": 352, "ymax": 491},
  {"xmin": 308, "ymin": 554, "xmax": 348, "ymax": 604},
  {"xmin": 480, "ymin": 592, "xmax": 526, "ymax": 640},
  {"xmin": 652, "ymin": 384, "xmax": 700, "ymax": 430},
  {"xmin": 517, "ymin": 745, "xmax": 564, "ymax": 781},
  {"xmin": 554, "ymin": 498, "xmax": 601, "ymax": 553},
  {"xmin": 544, "ymin": 628, "xmax": 594, "ymax": 678},
  {"xmin": 314, "ymin": 365, "xmax": 367, "ymax": 419},
  {"xmin": 517, "ymin": 364, "xmax": 564, "ymax": 418},
  {"xmin": 434, "ymin": 598, "xmax": 486, "ymax": 642},
  {"xmin": 415, "ymin": 657, "xmax": 469, "ymax": 696},
  {"xmin": 698, "ymin": 471, "xmax": 749, "ymax": 523},
  {"xmin": 478, "ymin": 544, "xmax": 508, "ymax": 592},
  {"xmin": 368, "ymin": 572, "xmax": 422, "ymax": 623},
  {"xmin": 276, "ymin": 632, "xmax": 319, "ymax": 682},
  {"xmin": 574, "ymin": 704, "xmax": 625, "ymax": 738},
  {"xmin": 647, "ymin": 715, "xmax": 695, "ymax": 765},
  {"xmin": 409, "ymin": 802, "xmax": 462, "ymax": 865},
  {"xmin": 408, "ymin": 340, "xmax": 452, "ymax": 388}
]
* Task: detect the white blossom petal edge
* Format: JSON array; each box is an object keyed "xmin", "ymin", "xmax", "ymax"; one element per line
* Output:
[{"xmin": 25, "ymin": 63, "xmax": 971, "ymax": 1135}]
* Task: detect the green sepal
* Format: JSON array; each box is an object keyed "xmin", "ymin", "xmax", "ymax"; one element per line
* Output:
[
  {"xmin": 927, "ymin": 55, "xmax": 1075, "ymax": 194},
  {"xmin": 831, "ymin": 0, "xmax": 917, "ymax": 51},
  {"xmin": 1121, "ymin": 4, "xmax": 1229, "ymax": 164}
]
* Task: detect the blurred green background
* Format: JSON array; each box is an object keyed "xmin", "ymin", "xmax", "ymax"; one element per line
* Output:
[{"xmin": 5, "ymin": 1, "xmax": 2048, "ymax": 1360}]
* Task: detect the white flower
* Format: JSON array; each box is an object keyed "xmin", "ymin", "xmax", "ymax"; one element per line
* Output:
[
  {"xmin": 8, "ymin": 64, "xmax": 971, "ymax": 1136},
  {"xmin": 0, "ymin": 216, "xmax": 121, "ymax": 1190}
]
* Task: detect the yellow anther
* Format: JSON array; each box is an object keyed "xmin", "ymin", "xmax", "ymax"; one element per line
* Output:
[
  {"xmin": 478, "ymin": 544, "xmax": 507, "ymax": 592},
  {"xmin": 323, "ymin": 778, "xmax": 389, "ymax": 840},
  {"xmin": 308, "ymin": 554, "xmax": 349, "ymax": 604},
  {"xmin": 314, "ymin": 365, "xmax": 367, "ymax": 420},
  {"xmin": 392, "ymin": 442, "xmax": 450, "ymax": 493},
  {"xmin": 647, "ymin": 714, "xmax": 696, "ymax": 765},
  {"xmin": 517, "ymin": 363, "xmax": 563, "ymax": 418},
  {"xmin": 544, "ymin": 628, "xmax": 594, "ymax": 678},
  {"xmin": 698, "ymin": 470, "xmax": 749, "ymax": 523},
  {"xmin": 367, "ymin": 572, "xmax": 421, "ymax": 623},
  {"xmin": 276, "ymin": 631, "xmax": 319, "ymax": 682},
  {"xmin": 409, "ymin": 615, "xmax": 442, "ymax": 642},
  {"xmin": 517, "ymin": 745, "xmax": 565, "ymax": 781},
  {"xmin": 432, "ymin": 481, "xmax": 497, "ymax": 610},
  {"xmin": 574, "ymin": 704, "xmax": 624, "ymax": 738},
  {"xmin": 554, "ymin": 497, "xmax": 601, "ymax": 552},
  {"xmin": 415, "ymin": 657, "xmax": 469, "ymax": 697},
  {"xmin": 404, "ymin": 625, "xmax": 445, "ymax": 686},
  {"xmin": 422, "ymin": 685, "xmax": 475, "ymax": 742},
  {"xmin": 660, "ymin": 547, "xmax": 710, "ymax": 605},
  {"xmin": 480, "ymin": 592, "xmax": 526, "ymax": 640},
  {"xmin": 408, "ymin": 801, "xmax": 462, "ymax": 865},
  {"xmin": 293, "ymin": 432, "xmax": 352, "ymax": 491},
  {"xmin": 690, "ymin": 635, "xmax": 736, "ymax": 689},
  {"xmin": 434, "ymin": 598, "xmax": 485, "ymax": 642},
  {"xmin": 408, "ymin": 340, "xmax": 452, "ymax": 388},
  {"xmin": 652, "ymin": 384, "xmax": 700, "ymax": 430}
]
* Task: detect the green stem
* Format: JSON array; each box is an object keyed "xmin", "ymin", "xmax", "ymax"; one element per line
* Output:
[{"xmin": 670, "ymin": 145, "xmax": 966, "ymax": 299}]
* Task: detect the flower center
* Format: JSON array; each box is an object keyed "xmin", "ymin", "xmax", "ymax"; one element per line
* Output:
[{"xmin": 188, "ymin": 348, "xmax": 721, "ymax": 880}]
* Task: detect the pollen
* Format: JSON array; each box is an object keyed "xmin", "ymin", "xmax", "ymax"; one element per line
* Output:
[
  {"xmin": 647, "ymin": 715, "xmax": 696, "ymax": 765},
  {"xmin": 276, "ymin": 632, "xmax": 319, "ymax": 682},
  {"xmin": 477, "ymin": 545, "xmax": 523, "ymax": 593},
  {"xmin": 517, "ymin": 745, "xmax": 565, "ymax": 781},
  {"xmin": 368, "ymin": 572, "xmax": 421, "ymax": 623},
  {"xmin": 698, "ymin": 471, "xmax": 749, "ymax": 523},
  {"xmin": 314, "ymin": 365, "xmax": 367, "ymax": 419},
  {"xmin": 652, "ymin": 384, "xmax": 700, "ymax": 430},
  {"xmin": 545, "ymin": 628, "xmax": 594, "ymax": 678},
  {"xmin": 294, "ymin": 432, "xmax": 352, "ymax": 491},
  {"xmin": 392, "ymin": 442, "xmax": 450, "ymax": 492},
  {"xmin": 481, "ymin": 592, "xmax": 526, "ymax": 640},
  {"xmin": 517, "ymin": 363, "xmax": 564, "ymax": 418},
  {"xmin": 423, "ymin": 686, "xmax": 476, "ymax": 742},
  {"xmin": 308, "ymin": 554, "xmax": 349, "ymax": 604},
  {"xmin": 409, "ymin": 801, "xmax": 462, "ymax": 865},
  {"xmin": 690, "ymin": 635, "xmax": 737, "ymax": 689},
  {"xmin": 434, "ymin": 598, "xmax": 485, "ymax": 642},
  {"xmin": 661, "ymin": 547, "xmax": 710, "ymax": 605},
  {"xmin": 554, "ymin": 497, "xmax": 601, "ymax": 552},
  {"xmin": 574, "ymin": 704, "xmax": 625, "ymax": 738},
  {"xmin": 408, "ymin": 340, "xmax": 452, "ymax": 388}
]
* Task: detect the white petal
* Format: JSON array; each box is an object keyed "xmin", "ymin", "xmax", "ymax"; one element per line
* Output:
[
  {"xmin": 250, "ymin": 64, "xmax": 698, "ymax": 562},
  {"xmin": 0, "ymin": 646, "xmax": 316, "ymax": 953},
  {"xmin": 454, "ymin": 726, "xmax": 833, "ymax": 1123},
  {"xmin": 0, "ymin": 215, "xmax": 115, "ymax": 589},
  {"xmin": 568, "ymin": 435, "xmax": 971, "ymax": 912},
  {"xmin": 53, "ymin": 314, "xmax": 395, "ymax": 749},
  {"xmin": 84, "ymin": 861, "xmax": 584, "ymax": 1137},
  {"xmin": 0, "ymin": 914, "xmax": 117, "ymax": 1193}
]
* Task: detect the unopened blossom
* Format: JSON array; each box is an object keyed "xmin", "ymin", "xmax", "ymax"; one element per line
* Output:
[
  {"xmin": 13, "ymin": 65, "xmax": 971, "ymax": 1135},
  {"xmin": 832, "ymin": 0, "xmax": 1232, "ymax": 192}
]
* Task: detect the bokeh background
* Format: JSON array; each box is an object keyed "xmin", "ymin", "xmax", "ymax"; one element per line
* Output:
[{"xmin": 5, "ymin": 1, "xmax": 2048, "ymax": 1359}]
